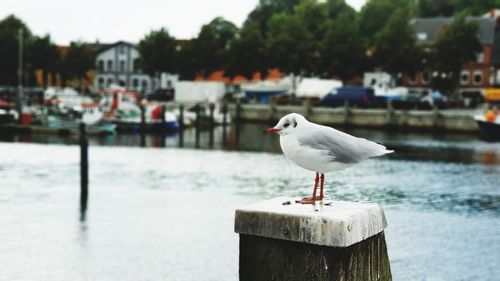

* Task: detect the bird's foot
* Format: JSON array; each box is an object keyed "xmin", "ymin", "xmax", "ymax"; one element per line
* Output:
[{"xmin": 295, "ymin": 197, "xmax": 322, "ymax": 204}]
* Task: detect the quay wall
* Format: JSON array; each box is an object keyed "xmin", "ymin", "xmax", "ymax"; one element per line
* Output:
[{"xmin": 229, "ymin": 104, "xmax": 479, "ymax": 133}]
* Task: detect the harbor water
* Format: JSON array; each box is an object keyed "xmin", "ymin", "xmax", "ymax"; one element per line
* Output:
[{"xmin": 1, "ymin": 124, "xmax": 499, "ymax": 281}]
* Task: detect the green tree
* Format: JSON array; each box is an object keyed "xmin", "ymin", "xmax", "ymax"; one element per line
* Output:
[
  {"xmin": 225, "ymin": 23, "xmax": 268, "ymax": 79},
  {"xmin": 176, "ymin": 41, "xmax": 198, "ymax": 80},
  {"xmin": 373, "ymin": 9, "xmax": 420, "ymax": 81},
  {"xmin": 27, "ymin": 35, "xmax": 60, "ymax": 86},
  {"xmin": 0, "ymin": 15, "xmax": 32, "ymax": 86},
  {"xmin": 138, "ymin": 28, "xmax": 177, "ymax": 80},
  {"xmin": 187, "ymin": 17, "xmax": 238, "ymax": 78},
  {"xmin": 417, "ymin": 0, "xmax": 455, "ymax": 17},
  {"xmin": 358, "ymin": 0, "xmax": 415, "ymax": 46},
  {"xmin": 451, "ymin": 0, "xmax": 498, "ymax": 15},
  {"xmin": 266, "ymin": 13, "xmax": 314, "ymax": 76},
  {"xmin": 320, "ymin": 13, "xmax": 366, "ymax": 82},
  {"xmin": 244, "ymin": 0, "xmax": 301, "ymax": 37},
  {"xmin": 432, "ymin": 12, "xmax": 482, "ymax": 93},
  {"xmin": 326, "ymin": 0, "xmax": 356, "ymax": 20},
  {"xmin": 61, "ymin": 42, "xmax": 95, "ymax": 86}
]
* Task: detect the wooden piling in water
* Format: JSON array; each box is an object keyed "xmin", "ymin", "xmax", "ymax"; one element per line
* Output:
[
  {"xmin": 195, "ymin": 104, "xmax": 200, "ymax": 148},
  {"xmin": 209, "ymin": 103, "xmax": 215, "ymax": 147},
  {"xmin": 178, "ymin": 104, "xmax": 184, "ymax": 147},
  {"xmin": 79, "ymin": 123, "xmax": 88, "ymax": 206},
  {"xmin": 140, "ymin": 104, "xmax": 146, "ymax": 147},
  {"xmin": 235, "ymin": 197, "xmax": 392, "ymax": 281},
  {"xmin": 160, "ymin": 105, "xmax": 166, "ymax": 147}
]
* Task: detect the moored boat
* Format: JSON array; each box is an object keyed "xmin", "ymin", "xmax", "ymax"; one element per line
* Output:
[{"xmin": 474, "ymin": 114, "xmax": 500, "ymax": 140}]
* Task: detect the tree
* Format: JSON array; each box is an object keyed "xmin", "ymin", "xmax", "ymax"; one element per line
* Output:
[
  {"xmin": 176, "ymin": 41, "xmax": 198, "ymax": 80},
  {"xmin": 266, "ymin": 13, "xmax": 314, "ymax": 76},
  {"xmin": 358, "ymin": 0, "xmax": 415, "ymax": 46},
  {"xmin": 186, "ymin": 17, "xmax": 238, "ymax": 78},
  {"xmin": 225, "ymin": 23, "xmax": 268, "ymax": 79},
  {"xmin": 27, "ymin": 35, "xmax": 60, "ymax": 86},
  {"xmin": 0, "ymin": 15, "xmax": 32, "ymax": 86},
  {"xmin": 244, "ymin": 0, "xmax": 301, "ymax": 37},
  {"xmin": 61, "ymin": 42, "xmax": 95, "ymax": 87},
  {"xmin": 138, "ymin": 28, "xmax": 177, "ymax": 80},
  {"xmin": 320, "ymin": 13, "xmax": 366, "ymax": 82},
  {"xmin": 372, "ymin": 9, "xmax": 420, "ymax": 81},
  {"xmin": 418, "ymin": 0, "xmax": 499, "ymax": 17},
  {"xmin": 417, "ymin": 0, "xmax": 455, "ymax": 17},
  {"xmin": 432, "ymin": 12, "xmax": 482, "ymax": 93},
  {"xmin": 326, "ymin": 0, "xmax": 356, "ymax": 20}
]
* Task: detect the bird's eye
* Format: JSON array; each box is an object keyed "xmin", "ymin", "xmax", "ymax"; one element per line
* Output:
[{"xmin": 284, "ymin": 123, "xmax": 290, "ymax": 128}]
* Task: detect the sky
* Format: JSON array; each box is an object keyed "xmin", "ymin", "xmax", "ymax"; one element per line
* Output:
[{"xmin": 1, "ymin": 0, "xmax": 367, "ymax": 45}]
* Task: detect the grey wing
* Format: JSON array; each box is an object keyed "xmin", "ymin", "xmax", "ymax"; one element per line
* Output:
[{"xmin": 297, "ymin": 125, "xmax": 390, "ymax": 164}]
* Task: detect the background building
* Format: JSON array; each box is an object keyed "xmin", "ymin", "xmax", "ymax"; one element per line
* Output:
[
  {"xmin": 94, "ymin": 41, "xmax": 153, "ymax": 92},
  {"xmin": 404, "ymin": 12, "xmax": 500, "ymax": 94}
]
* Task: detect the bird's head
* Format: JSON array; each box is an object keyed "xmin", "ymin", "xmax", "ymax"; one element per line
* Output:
[{"xmin": 267, "ymin": 113, "xmax": 306, "ymax": 136}]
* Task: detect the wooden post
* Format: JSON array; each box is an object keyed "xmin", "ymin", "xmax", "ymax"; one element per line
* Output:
[
  {"xmin": 209, "ymin": 103, "xmax": 215, "ymax": 147},
  {"xmin": 235, "ymin": 197, "xmax": 392, "ymax": 281},
  {"xmin": 222, "ymin": 102, "xmax": 228, "ymax": 127},
  {"xmin": 235, "ymin": 101, "xmax": 242, "ymax": 145},
  {"xmin": 178, "ymin": 104, "xmax": 184, "ymax": 147},
  {"xmin": 386, "ymin": 100, "xmax": 395, "ymax": 128},
  {"xmin": 222, "ymin": 102, "xmax": 228, "ymax": 146},
  {"xmin": 195, "ymin": 104, "xmax": 200, "ymax": 148},
  {"xmin": 160, "ymin": 105, "xmax": 166, "ymax": 147},
  {"xmin": 79, "ymin": 123, "xmax": 88, "ymax": 219},
  {"xmin": 140, "ymin": 104, "xmax": 146, "ymax": 147},
  {"xmin": 343, "ymin": 100, "xmax": 350, "ymax": 125}
]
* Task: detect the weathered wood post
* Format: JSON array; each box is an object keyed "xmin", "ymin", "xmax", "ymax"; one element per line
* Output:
[
  {"xmin": 195, "ymin": 104, "xmax": 201, "ymax": 148},
  {"xmin": 385, "ymin": 100, "xmax": 395, "ymax": 128},
  {"xmin": 235, "ymin": 197, "xmax": 391, "ymax": 281},
  {"xmin": 222, "ymin": 102, "xmax": 228, "ymax": 145},
  {"xmin": 178, "ymin": 104, "xmax": 184, "ymax": 147},
  {"xmin": 209, "ymin": 103, "xmax": 215, "ymax": 147},
  {"xmin": 235, "ymin": 100, "xmax": 242, "ymax": 145},
  {"xmin": 79, "ymin": 123, "xmax": 88, "ymax": 219},
  {"xmin": 343, "ymin": 100, "xmax": 351, "ymax": 125},
  {"xmin": 140, "ymin": 104, "xmax": 146, "ymax": 147},
  {"xmin": 160, "ymin": 105, "xmax": 166, "ymax": 147}
]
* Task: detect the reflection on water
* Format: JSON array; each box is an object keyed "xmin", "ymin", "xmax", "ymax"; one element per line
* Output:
[{"xmin": 0, "ymin": 124, "xmax": 500, "ymax": 281}]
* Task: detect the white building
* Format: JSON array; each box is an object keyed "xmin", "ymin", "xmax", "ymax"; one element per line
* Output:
[{"xmin": 93, "ymin": 41, "xmax": 177, "ymax": 93}]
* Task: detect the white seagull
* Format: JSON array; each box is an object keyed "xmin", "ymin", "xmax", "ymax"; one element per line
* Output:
[{"xmin": 267, "ymin": 113, "xmax": 393, "ymax": 204}]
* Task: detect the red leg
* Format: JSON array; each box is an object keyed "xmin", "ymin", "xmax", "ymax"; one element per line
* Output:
[{"xmin": 296, "ymin": 173, "xmax": 319, "ymax": 204}]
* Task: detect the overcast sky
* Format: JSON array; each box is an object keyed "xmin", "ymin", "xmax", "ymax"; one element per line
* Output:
[{"xmin": 1, "ymin": 0, "xmax": 367, "ymax": 45}]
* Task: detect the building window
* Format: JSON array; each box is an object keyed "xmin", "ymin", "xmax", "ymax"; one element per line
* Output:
[
  {"xmin": 107, "ymin": 78, "xmax": 113, "ymax": 85},
  {"xmin": 421, "ymin": 71, "xmax": 430, "ymax": 84},
  {"xmin": 97, "ymin": 60, "xmax": 104, "ymax": 72},
  {"xmin": 473, "ymin": 70, "xmax": 483, "ymax": 85},
  {"xmin": 460, "ymin": 70, "xmax": 470, "ymax": 85},
  {"xmin": 107, "ymin": 60, "xmax": 113, "ymax": 71},
  {"xmin": 119, "ymin": 79, "xmax": 126, "ymax": 86},
  {"xmin": 132, "ymin": 78, "xmax": 139, "ymax": 88},
  {"xmin": 98, "ymin": 77, "xmax": 104, "ymax": 86},
  {"xmin": 142, "ymin": 80, "xmax": 148, "ymax": 90},
  {"xmin": 120, "ymin": 45, "xmax": 125, "ymax": 54},
  {"xmin": 120, "ymin": 60, "xmax": 125, "ymax": 72}
]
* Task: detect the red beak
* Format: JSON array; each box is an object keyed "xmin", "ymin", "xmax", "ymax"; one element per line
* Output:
[{"xmin": 267, "ymin": 127, "xmax": 281, "ymax": 134}]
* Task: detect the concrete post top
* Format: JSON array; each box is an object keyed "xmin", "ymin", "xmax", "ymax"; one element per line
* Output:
[{"xmin": 235, "ymin": 197, "xmax": 387, "ymax": 248}]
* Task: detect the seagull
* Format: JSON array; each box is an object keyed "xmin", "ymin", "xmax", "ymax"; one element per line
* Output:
[{"xmin": 267, "ymin": 113, "xmax": 393, "ymax": 204}]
